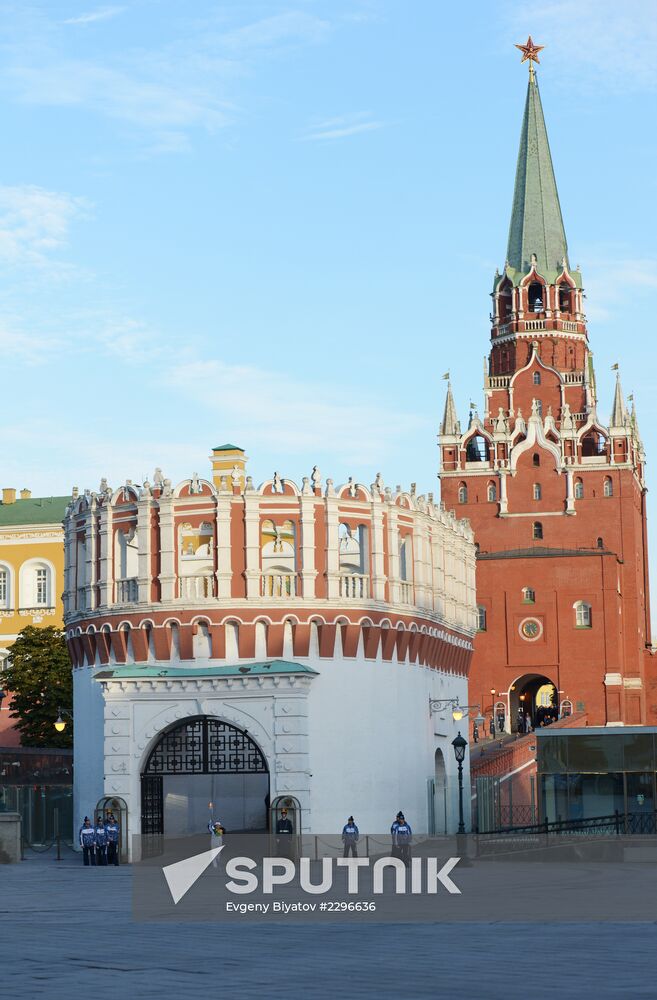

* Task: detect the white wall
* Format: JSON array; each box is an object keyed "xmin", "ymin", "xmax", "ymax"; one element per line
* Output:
[{"xmin": 73, "ymin": 663, "xmax": 106, "ymax": 835}]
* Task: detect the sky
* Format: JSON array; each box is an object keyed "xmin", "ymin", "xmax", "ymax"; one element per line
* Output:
[{"xmin": 1, "ymin": 2, "xmax": 657, "ymax": 558}]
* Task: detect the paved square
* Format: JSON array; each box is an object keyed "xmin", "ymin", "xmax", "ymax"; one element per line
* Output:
[{"xmin": 1, "ymin": 849, "xmax": 656, "ymax": 999}]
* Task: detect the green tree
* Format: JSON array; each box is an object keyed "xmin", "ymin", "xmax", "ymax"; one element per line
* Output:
[{"xmin": 2, "ymin": 626, "xmax": 73, "ymax": 748}]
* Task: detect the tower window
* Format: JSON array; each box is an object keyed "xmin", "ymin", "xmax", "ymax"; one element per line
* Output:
[
  {"xmin": 458, "ymin": 483, "xmax": 468, "ymax": 504},
  {"xmin": 574, "ymin": 601, "xmax": 592, "ymax": 628},
  {"xmin": 476, "ymin": 606, "xmax": 487, "ymax": 631},
  {"xmin": 559, "ymin": 285, "xmax": 572, "ymax": 313},
  {"xmin": 532, "ymin": 454, "xmax": 540, "ymax": 467},
  {"xmin": 604, "ymin": 477, "xmax": 613, "ymax": 497},
  {"xmin": 522, "ymin": 587, "xmax": 536, "ymax": 604},
  {"xmin": 533, "ymin": 483, "xmax": 542, "ymax": 501},
  {"xmin": 533, "ymin": 372, "xmax": 541, "ymax": 385},
  {"xmin": 528, "ymin": 281, "xmax": 544, "ymax": 312},
  {"xmin": 575, "ymin": 479, "xmax": 584, "ymax": 499},
  {"xmin": 487, "ymin": 482, "xmax": 497, "ymax": 502},
  {"xmin": 533, "ymin": 522, "xmax": 543, "ymax": 540}
]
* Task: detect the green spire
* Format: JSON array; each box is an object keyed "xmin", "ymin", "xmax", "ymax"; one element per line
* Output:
[{"xmin": 506, "ymin": 73, "xmax": 570, "ymax": 283}]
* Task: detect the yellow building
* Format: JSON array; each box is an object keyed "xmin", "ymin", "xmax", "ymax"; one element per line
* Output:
[{"xmin": 0, "ymin": 487, "xmax": 69, "ymax": 675}]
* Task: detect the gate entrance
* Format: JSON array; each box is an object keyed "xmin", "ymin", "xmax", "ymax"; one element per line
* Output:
[{"xmin": 140, "ymin": 716, "xmax": 269, "ymax": 836}]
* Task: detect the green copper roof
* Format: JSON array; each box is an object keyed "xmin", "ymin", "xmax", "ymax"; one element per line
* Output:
[
  {"xmin": 506, "ymin": 73, "xmax": 569, "ymax": 285},
  {"xmin": 0, "ymin": 496, "xmax": 69, "ymax": 527},
  {"xmin": 94, "ymin": 659, "xmax": 318, "ymax": 680},
  {"xmin": 212, "ymin": 443, "xmax": 244, "ymax": 452}
]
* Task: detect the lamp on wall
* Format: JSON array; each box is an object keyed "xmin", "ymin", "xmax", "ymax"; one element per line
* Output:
[
  {"xmin": 54, "ymin": 708, "xmax": 73, "ymax": 733},
  {"xmin": 429, "ymin": 697, "xmax": 479, "ymax": 722}
]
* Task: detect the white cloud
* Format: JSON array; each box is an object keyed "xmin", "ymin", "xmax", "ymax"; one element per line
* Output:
[
  {"xmin": 302, "ymin": 112, "xmax": 386, "ymax": 142},
  {"xmin": 505, "ymin": 0, "xmax": 657, "ymax": 91},
  {"xmin": 162, "ymin": 357, "xmax": 426, "ymax": 464},
  {"xmin": 218, "ymin": 12, "xmax": 330, "ymax": 52},
  {"xmin": 0, "ymin": 321, "xmax": 64, "ymax": 365},
  {"xmin": 580, "ymin": 249, "xmax": 657, "ymax": 321},
  {"xmin": 63, "ymin": 6, "xmax": 125, "ymax": 26},
  {"xmin": 0, "ymin": 184, "xmax": 90, "ymax": 271}
]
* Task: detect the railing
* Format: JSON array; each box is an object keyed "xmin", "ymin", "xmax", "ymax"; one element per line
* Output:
[
  {"xmin": 399, "ymin": 581, "xmax": 414, "ymax": 604},
  {"xmin": 478, "ymin": 810, "xmax": 657, "ymax": 838},
  {"xmin": 562, "ymin": 371, "xmax": 584, "ymax": 384},
  {"xmin": 261, "ymin": 573, "xmax": 297, "ymax": 598},
  {"xmin": 76, "ymin": 588, "xmax": 86, "ymax": 611},
  {"xmin": 523, "ymin": 319, "xmax": 546, "ymax": 331},
  {"xmin": 116, "ymin": 578, "xmax": 138, "ymax": 603},
  {"xmin": 487, "ymin": 375, "xmax": 511, "ymax": 388},
  {"xmin": 561, "ymin": 320, "xmax": 580, "ymax": 332},
  {"xmin": 178, "ymin": 575, "xmax": 215, "ymax": 599},
  {"xmin": 339, "ymin": 573, "xmax": 370, "ymax": 599}
]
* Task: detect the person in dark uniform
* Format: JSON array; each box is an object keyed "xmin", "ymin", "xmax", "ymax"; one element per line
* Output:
[
  {"xmin": 105, "ymin": 813, "xmax": 120, "ymax": 866},
  {"xmin": 79, "ymin": 817, "xmax": 96, "ymax": 866},
  {"xmin": 391, "ymin": 812, "xmax": 412, "ymax": 868},
  {"xmin": 275, "ymin": 807, "xmax": 294, "ymax": 858},
  {"xmin": 94, "ymin": 818, "xmax": 108, "ymax": 866},
  {"xmin": 341, "ymin": 816, "xmax": 359, "ymax": 858}
]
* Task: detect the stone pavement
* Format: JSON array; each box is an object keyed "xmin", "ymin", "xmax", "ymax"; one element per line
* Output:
[{"xmin": 1, "ymin": 848, "xmax": 656, "ymax": 999}]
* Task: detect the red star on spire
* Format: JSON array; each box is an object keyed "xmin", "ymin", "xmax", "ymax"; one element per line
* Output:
[{"xmin": 515, "ymin": 36, "xmax": 544, "ymax": 65}]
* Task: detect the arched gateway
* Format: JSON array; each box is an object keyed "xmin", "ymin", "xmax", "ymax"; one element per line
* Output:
[{"xmin": 141, "ymin": 717, "xmax": 269, "ymax": 836}]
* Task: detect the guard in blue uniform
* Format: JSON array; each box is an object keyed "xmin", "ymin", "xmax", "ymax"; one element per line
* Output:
[
  {"xmin": 341, "ymin": 816, "xmax": 359, "ymax": 858},
  {"xmin": 390, "ymin": 811, "xmax": 412, "ymax": 868},
  {"xmin": 275, "ymin": 808, "xmax": 294, "ymax": 858},
  {"xmin": 94, "ymin": 818, "xmax": 108, "ymax": 866},
  {"xmin": 105, "ymin": 813, "xmax": 120, "ymax": 866},
  {"xmin": 79, "ymin": 817, "xmax": 96, "ymax": 866}
]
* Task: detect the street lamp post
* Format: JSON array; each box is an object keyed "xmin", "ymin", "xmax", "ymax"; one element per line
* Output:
[
  {"xmin": 54, "ymin": 708, "xmax": 73, "ymax": 733},
  {"xmin": 451, "ymin": 731, "xmax": 467, "ymax": 835}
]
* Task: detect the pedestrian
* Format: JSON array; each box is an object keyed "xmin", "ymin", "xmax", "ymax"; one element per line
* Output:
[
  {"xmin": 275, "ymin": 807, "xmax": 294, "ymax": 858},
  {"xmin": 208, "ymin": 818, "xmax": 225, "ymax": 867},
  {"xmin": 79, "ymin": 816, "xmax": 96, "ymax": 866},
  {"xmin": 341, "ymin": 816, "xmax": 359, "ymax": 858},
  {"xmin": 525, "ymin": 713, "xmax": 531, "ymax": 733},
  {"xmin": 94, "ymin": 818, "xmax": 108, "ymax": 866},
  {"xmin": 473, "ymin": 721, "xmax": 479, "ymax": 744},
  {"xmin": 391, "ymin": 811, "xmax": 412, "ymax": 868},
  {"xmin": 105, "ymin": 813, "xmax": 120, "ymax": 866},
  {"xmin": 489, "ymin": 716, "xmax": 496, "ymax": 739}
]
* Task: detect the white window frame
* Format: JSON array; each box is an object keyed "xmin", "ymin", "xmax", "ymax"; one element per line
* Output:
[
  {"xmin": 574, "ymin": 601, "xmax": 592, "ymax": 628},
  {"xmin": 0, "ymin": 563, "xmax": 13, "ymax": 610}
]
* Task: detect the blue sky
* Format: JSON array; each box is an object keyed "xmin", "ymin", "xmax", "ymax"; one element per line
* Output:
[{"xmin": 2, "ymin": 2, "xmax": 656, "ymax": 536}]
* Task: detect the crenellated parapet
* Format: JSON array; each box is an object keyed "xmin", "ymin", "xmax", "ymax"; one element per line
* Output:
[{"xmin": 63, "ymin": 446, "xmax": 476, "ymax": 675}]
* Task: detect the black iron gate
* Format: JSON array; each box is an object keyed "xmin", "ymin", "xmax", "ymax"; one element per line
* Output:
[{"xmin": 140, "ymin": 716, "xmax": 268, "ymax": 835}]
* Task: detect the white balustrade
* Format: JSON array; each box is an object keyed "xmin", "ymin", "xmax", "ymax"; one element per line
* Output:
[
  {"xmin": 178, "ymin": 575, "xmax": 215, "ymax": 599},
  {"xmin": 399, "ymin": 581, "xmax": 414, "ymax": 604},
  {"xmin": 76, "ymin": 588, "xmax": 87, "ymax": 611},
  {"xmin": 261, "ymin": 573, "xmax": 297, "ymax": 598},
  {"xmin": 338, "ymin": 574, "xmax": 370, "ymax": 599},
  {"xmin": 116, "ymin": 578, "xmax": 138, "ymax": 603}
]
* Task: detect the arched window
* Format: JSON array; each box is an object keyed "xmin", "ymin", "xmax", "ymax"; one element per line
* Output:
[
  {"xmin": 574, "ymin": 601, "xmax": 592, "ymax": 628},
  {"xmin": 339, "ymin": 523, "xmax": 367, "ymax": 574},
  {"xmin": 528, "ymin": 281, "xmax": 544, "ymax": 312},
  {"xmin": 533, "ymin": 522, "xmax": 543, "ymax": 540},
  {"xmin": 604, "ymin": 477, "xmax": 613, "ymax": 497},
  {"xmin": 597, "ymin": 537, "xmax": 604, "ymax": 549},
  {"xmin": 487, "ymin": 482, "xmax": 497, "ymax": 502},
  {"xmin": 399, "ymin": 536, "xmax": 411, "ymax": 582},
  {"xmin": 476, "ymin": 606, "xmax": 487, "ymax": 631},
  {"xmin": 533, "ymin": 371, "xmax": 541, "ymax": 385},
  {"xmin": 0, "ymin": 649, "xmax": 9, "ymax": 672},
  {"xmin": 559, "ymin": 284, "xmax": 572, "ymax": 313},
  {"xmin": 533, "ymin": 483, "xmax": 542, "ymax": 501},
  {"xmin": 262, "ymin": 519, "xmax": 297, "ymax": 597},
  {"xmin": 458, "ymin": 483, "xmax": 468, "ymax": 504},
  {"xmin": 532, "ymin": 454, "xmax": 540, "ymax": 467},
  {"xmin": 0, "ymin": 565, "xmax": 12, "ymax": 610},
  {"xmin": 20, "ymin": 560, "xmax": 53, "ymax": 608},
  {"xmin": 522, "ymin": 587, "xmax": 536, "ymax": 604},
  {"xmin": 575, "ymin": 478, "xmax": 584, "ymax": 499}
]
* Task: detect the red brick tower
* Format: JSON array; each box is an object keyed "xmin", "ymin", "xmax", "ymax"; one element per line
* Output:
[{"xmin": 438, "ymin": 54, "xmax": 655, "ymax": 729}]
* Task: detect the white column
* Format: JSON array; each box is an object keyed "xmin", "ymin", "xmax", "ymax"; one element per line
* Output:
[
  {"xmin": 386, "ymin": 504, "xmax": 401, "ymax": 605},
  {"xmin": 98, "ymin": 501, "xmax": 113, "ymax": 607},
  {"xmin": 499, "ymin": 471, "xmax": 508, "ymax": 514},
  {"xmin": 370, "ymin": 500, "xmax": 386, "ymax": 601},
  {"xmin": 565, "ymin": 468, "xmax": 575, "ymax": 515},
  {"xmin": 243, "ymin": 494, "xmax": 261, "ymax": 599},
  {"xmin": 63, "ymin": 510, "xmax": 75, "ymax": 617},
  {"xmin": 137, "ymin": 495, "xmax": 152, "ymax": 603},
  {"xmin": 325, "ymin": 496, "xmax": 339, "ymax": 599},
  {"xmin": 84, "ymin": 500, "xmax": 97, "ymax": 611},
  {"xmin": 299, "ymin": 496, "xmax": 317, "ymax": 600},
  {"xmin": 158, "ymin": 496, "xmax": 176, "ymax": 602},
  {"xmin": 215, "ymin": 493, "xmax": 233, "ymax": 599}
]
